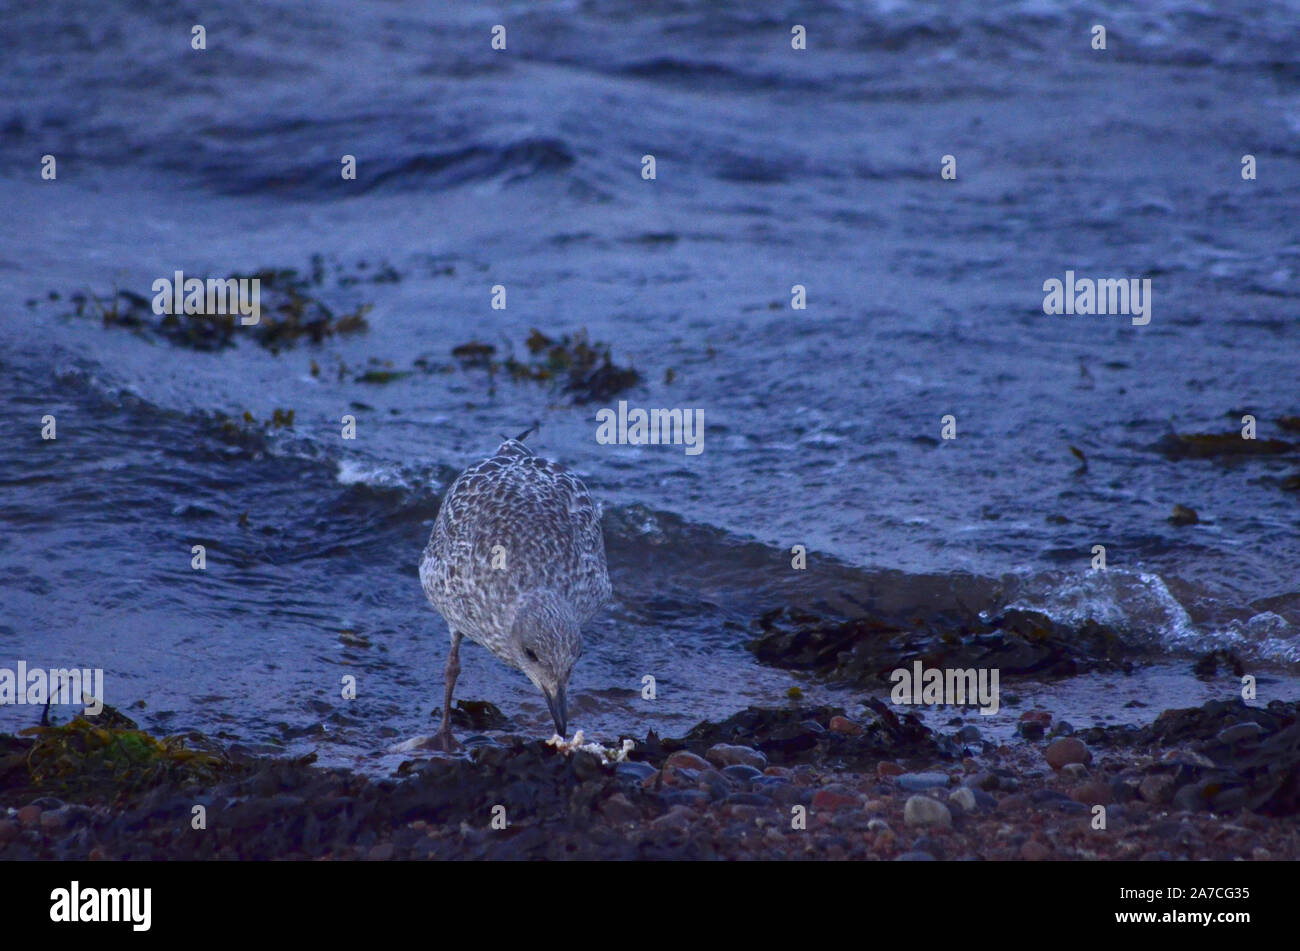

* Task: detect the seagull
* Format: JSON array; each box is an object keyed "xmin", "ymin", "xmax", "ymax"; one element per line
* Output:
[{"xmin": 419, "ymin": 430, "xmax": 612, "ymax": 751}]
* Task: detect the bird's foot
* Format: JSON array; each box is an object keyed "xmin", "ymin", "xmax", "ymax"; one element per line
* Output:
[{"xmin": 430, "ymin": 727, "xmax": 461, "ymax": 753}]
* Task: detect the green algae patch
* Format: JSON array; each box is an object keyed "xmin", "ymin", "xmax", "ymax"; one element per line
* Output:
[{"xmin": 3, "ymin": 710, "xmax": 241, "ymax": 804}]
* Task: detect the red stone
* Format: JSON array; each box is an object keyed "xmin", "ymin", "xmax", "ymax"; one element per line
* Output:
[
  {"xmin": 812, "ymin": 789, "xmax": 858, "ymax": 811},
  {"xmin": 829, "ymin": 716, "xmax": 864, "ymax": 736}
]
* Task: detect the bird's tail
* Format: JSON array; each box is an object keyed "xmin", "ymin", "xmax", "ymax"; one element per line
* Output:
[{"xmin": 500, "ymin": 421, "xmax": 540, "ymax": 443}]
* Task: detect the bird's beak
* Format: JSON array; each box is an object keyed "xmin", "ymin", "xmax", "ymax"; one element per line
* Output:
[{"xmin": 544, "ymin": 685, "xmax": 567, "ymax": 737}]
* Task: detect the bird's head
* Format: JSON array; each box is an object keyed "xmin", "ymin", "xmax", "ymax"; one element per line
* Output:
[{"xmin": 509, "ymin": 590, "xmax": 581, "ymax": 737}]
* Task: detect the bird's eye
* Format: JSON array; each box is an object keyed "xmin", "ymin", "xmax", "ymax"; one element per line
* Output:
[{"xmin": 524, "ymin": 648, "xmax": 538, "ymax": 662}]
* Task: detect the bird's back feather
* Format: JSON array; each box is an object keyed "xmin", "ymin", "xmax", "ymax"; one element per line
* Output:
[{"xmin": 420, "ymin": 440, "xmax": 611, "ymax": 657}]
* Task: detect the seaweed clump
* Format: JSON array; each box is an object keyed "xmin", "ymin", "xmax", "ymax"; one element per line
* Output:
[
  {"xmin": 68, "ymin": 266, "xmax": 371, "ymax": 353},
  {"xmin": 452, "ymin": 328, "xmax": 642, "ymax": 404},
  {"xmin": 1, "ymin": 706, "xmax": 239, "ymax": 805},
  {"xmin": 747, "ymin": 605, "xmax": 1132, "ymax": 684},
  {"xmin": 1153, "ymin": 431, "xmax": 1294, "ymax": 460}
]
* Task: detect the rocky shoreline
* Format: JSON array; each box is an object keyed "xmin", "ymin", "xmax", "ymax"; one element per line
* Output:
[{"xmin": 3, "ymin": 696, "xmax": 1298, "ymax": 861}]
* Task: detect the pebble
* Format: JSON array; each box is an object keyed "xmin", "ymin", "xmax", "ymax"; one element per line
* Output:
[
  {"xmin": 600, "ymin": 793, "xmax": 642, "ymax": 823},
  {"xmin": 0, "ymin": 820, "xmax": 16, "ymax": 843},
  {"xmin": 956, "ymin": 725, "xmax": 981, "ymax": 743},
  {"xmin": 1070, "ymin": 781, "xmax": 1112, "ymax": 806},
  {"xmin": 948, "ymin": 787, "xmax": 977, "ymax": 813},
  {"xmin": 39, "ymin": 809, "xmax": 68, "ymax": 831},
  {"xmin": 903, "ymin": 795, "xmax": 952, "ymax": 828},
  {"xmin": 1139, "ymin": 774, "xmax": 1176, "ymax": 804},
  {"xmin": 16, "ymin": 805, "xmax": 41, "ymax": 828},
  {"xmin": 1018, "ymin": 720, "xmax": 1046, "ymax": 740},
  {"xmin": 697, "ymin": 770, "xmax": 731, "ymax": 800},
  {"xmin": 664, "ymin": 751, "xmax": 711, "ymax": 772},
  {"xmin": 1020, "ymin": 840, "xmax": 1050, "ymax": 861},
  {"xmin": 722, "ymin": 764, "xmax": 764, "ymax": 784},
  {"xmin": 1061, "ymin": 762, "xmax": 1089, "ymax": 780},
  {"xmin": 663, "ymin": 790, "xmax": 709, "ymax": 808},
  {"xmin": 876, "ymin": 761, "xmax": 904, "ymax": 778},
  {"xmin": 1212, "ymin": 786, "xmax": 1249, "ymax": 812},
  {"xmin": 829, "ymin": 716, "xmax": 863, "ymax": 736},
  {"xmin": 867, "ymin": 818, "xmax": 892, "ymax": 832},
  {"xmin": 725, "ymin": 792, "xmax": 774, "ymax": 807},
  {"xmin": 1167, "ymin": 750, "xmax": 1216, "ymax": 769},
  {"xmin": 1172, "ymin": 783, "xmax": 1209, "ymax": 813},
  {"xmin": 615, "ymin": 761, "xmax": 657, "ymax": 782},
  {"xmin": 651, "ymin": 806, "xmax": 694, "ymax": 831},
  {"xmin": 1110, "ymin": 775, "xmax": 1141, "ymax": 803},
  {"xmin": 367, "ymin": 843, "xmax": 394, "ymax": 861},
  {"xmin": 912, "ymin": 835, "xmax": 945, "ymax": 859},
  {"xmin": 970, "ymin": 771, "xmax": 1000, "ymax": 791},
  {"xmin": 1044, "ymin": 737, "xmax": 1092, "ymax": 770},
  {"xmin": 897, "ymin": 771, "xmax": 951, "ymax": 792},
  {"xmin": 1216, "ymin": 722, "xmax": 1264, "ymax": 745},
  {"xmin": 812, "ymin": 789, "xmax": 858, "ymax": 812},
  {"xmin": 705, "ymin": 744, "xmax": 767, "ymax": 769},
  {"xmin": 997, "ymin": 793, "xmax": 1030, "ymax": 814},
  {"xmin": 662, "ymin": 766, "xmax": 699, "ymax": 788}
]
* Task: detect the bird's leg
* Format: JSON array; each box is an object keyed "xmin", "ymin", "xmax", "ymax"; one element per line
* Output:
[{"xmin": 433, "ymin": 631, "xmax": 462, "ymax": 752}]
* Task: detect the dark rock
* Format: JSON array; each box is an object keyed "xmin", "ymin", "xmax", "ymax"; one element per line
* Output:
[
  {"xmin": 912, "ymin": 835, "xmax": 944, "ymax": 859},
  {"xmin": 705, "ymin": 744, "xmax": 766, "ymax": 769},
  {"xmin": 956, "ymin": 725, "xmax": 981, "ymax": 743},
  {"xmin": 725, "ymin": 792, "xmax": 774, "ymax": 807},
  {"xmin": 1139, "ymin": 774, "xmax": 1176, "ymax": 804},
  {"xmin": 615, "ymin": 761, "xmax": 656, "ymax": 783},
  {"xmin": 599, "ymin": 793, "xmax": 641, "ymax": 823},
  {"xmin": 660, "ymin": 700, "xmax": 952, "ymax": 768}
]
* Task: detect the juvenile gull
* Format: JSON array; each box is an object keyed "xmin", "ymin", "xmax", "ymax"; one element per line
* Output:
[{"xmin": 419, "ymin": 434, "xmax": 612, "ymax": 751}]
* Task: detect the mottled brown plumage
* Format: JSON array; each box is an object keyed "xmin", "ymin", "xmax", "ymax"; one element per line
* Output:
[{"xmin": 419, "ymin": 438, "xmax": 611, "ymax": 748}]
